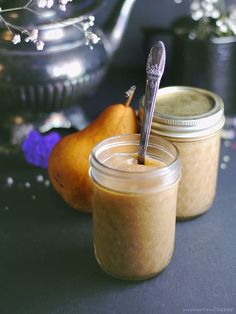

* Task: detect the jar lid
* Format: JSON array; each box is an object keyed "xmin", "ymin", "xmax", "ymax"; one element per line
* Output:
[{"xmin": 138, "ymin": 86, "xmax": 225, "ymax": 139}]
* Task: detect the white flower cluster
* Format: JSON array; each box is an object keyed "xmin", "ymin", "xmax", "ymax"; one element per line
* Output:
[
  {"xmin": 191, "ymin": 0, "xmax": 236, "ymax": 36},
  {"xmin": 190, "ymin": 0, "xmax": 220, "ymax": 21},
  {"xmin": 12, "ymin": 29, "xmax": 44, "ymax": 50},
  {"xmin": 175, "ymin": 0, "xmax": 236, "ymax": 37},
  {"xmin": 37, "ymin": 0, "xmax": 54, "ymax": 8},
  {"xmin": 81, "ymin": 15, "xmax": 95, "ymax": 31},
  {"xmin": 0, "ymin": 0, "xmax": 100, "ymax": 51},
  {"xmin": 216, "ymin": 4, "xmax": 236, "ymax": 35},
  {"xmin": 59, "ymin": 0, "xmax": 73, "ymax": 12},
  {"xmin": 80, "ymin": 16, "xmax": 100, "ymax": 49},
  {"xmin": 85, "ymin": 31, "xmax": 100, "ymax": 49},
  {"xmin": 37, "ymin": 0, "xmax": 73, "ymax": 11}
]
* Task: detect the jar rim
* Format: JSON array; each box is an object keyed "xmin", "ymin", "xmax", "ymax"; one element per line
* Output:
[{"xmin": 89, "ymin": 134, "xmax": 181, "ymax": 193}]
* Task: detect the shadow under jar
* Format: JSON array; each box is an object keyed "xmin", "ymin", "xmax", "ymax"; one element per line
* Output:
[
  {"xmin": 138, "ymin": 86, "xmax": 225, "ymax": 220},
  {"xmin": 89, "ymin": 134, "xmax": 181, "ymax": 281}
]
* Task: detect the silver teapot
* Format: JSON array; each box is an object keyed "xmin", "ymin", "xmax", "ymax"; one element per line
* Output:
[{"xmin": 0, "ymin": 0, "xmax": 136, "ymax": 116}]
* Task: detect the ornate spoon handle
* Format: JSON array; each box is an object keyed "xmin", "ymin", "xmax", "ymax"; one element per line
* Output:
[{"xmin": 138, "ymin": 41, "xmax": 166, "ymax": 165}]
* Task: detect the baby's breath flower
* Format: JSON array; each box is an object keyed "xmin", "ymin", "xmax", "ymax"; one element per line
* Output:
[
  {"xmin": 85, "ymin": 31, "xmax": 100, "ymax": 49},
  {"xmin": 75, "ymin": 15, "xmax": 100, "ymax": 49},
  {"xmin": 59, "ymin": 0, "xmax": 73, "ymax": 11},
  {"xmin": 81, "ymin": 16, "xmax": 95, "ymax": 31},
  {"xmin": 216, "ymin": 19, "xmax": 223, "ymax": 27},
  {"xmin": 175, "ymin": 0, "xmax": 236, "ymax": 38},
  {"xmin": 226, "ymin": 19, "xmax": 236, "ymax": 35},
  {"xmin": 48, "ymin": 0, "xmax": 54, "ymax": 7},
  {"xmin": 0, "ymin": 1, "xmax": 100, "ymax": 51},
  {"xmin": 59, "ymin": 4, "xmax": 66, "ymax": 11},
  {"xmin": 221, "ymin": 25, "xmax": 228, "ymax": 33},
  {"xmin": 38, "ymin": 0, "xmax": 47, "ymax": 8},
  {"xmin": 190, "ymin": 1, "xmax": 201, "ymax": 11},
  {"xmin": 36, "ymin": 40, "xmax": 45, "ymax": 50},
  {"xmin": 24, "ymin": 28, "xmax": 45, "ymax": 49},
  {"xmin": 12, "ymin": 34, "xmax": 21, "ymax": 45},
  {"xmin": 82, "ymin": 22, "xmax": 91, "ymax": 31},
  {"xmin": 191, "ymin": 9, "xmax": 204, "ymax": 21},
  {"xmin": 201, "ymin": 1, "xmax": 213, "ymax": 12},
  {"xmin": 211, "ymin": 9, "xmax": 220, "ymax": 19},
  {"xmin": 38, "ymin": 0, "xmax": 54, "ymax": 8},
  {"xmin": 60, "ymin": 0, "xmax": 73, "ymax": 5},
  {"xmin": 218, "ymin": 21, "xmax": 228, "ymax": 33},
  {"xmin": 25, "ymin": 29, "xmax": 39, "ymax": 43}
]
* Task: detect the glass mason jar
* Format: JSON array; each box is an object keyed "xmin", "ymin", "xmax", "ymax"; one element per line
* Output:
[
  {"xmin": 138, "ymin": 86, "xmax": 225, "ymax": 220},
  {"xmin": 89, "ymin": 134, "xmax": 181, "ymax": 281}
]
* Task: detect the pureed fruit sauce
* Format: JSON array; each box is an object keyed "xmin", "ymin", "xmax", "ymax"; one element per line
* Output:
[
  {"xmin": 139, "ymin": 86, "xmax": 225, "ymax": 220},
  {"xmin": 90, "ymin": 134, "xmax": 181, "ymax": 280}
]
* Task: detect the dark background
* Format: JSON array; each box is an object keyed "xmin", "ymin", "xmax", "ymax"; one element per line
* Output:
[
  {"xmin": 1, "ymin": 70, "xmax": 236, "ymax": 314},
  {"xmin": 105, "ymin": 0, "xmax": 236, "ymax": 113},
  {"xmin": 113, "ymin": 0, "xmax": 190, "ymax": 68},
  {"xmin": 102, "ymin": 0, "xmax": 192, "ymax": 68},
  {"xmin": 101, "ymin": 0, "xmax": 233, "ymax": 68},
  {"xmin": 0, "ymin": 2, "xmax": 236, "ymax": 313}
]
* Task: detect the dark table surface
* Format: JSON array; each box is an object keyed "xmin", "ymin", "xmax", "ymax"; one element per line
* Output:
[{"xmin": 0, "ymin": 68, "xmax": 236, "ymax": 314}]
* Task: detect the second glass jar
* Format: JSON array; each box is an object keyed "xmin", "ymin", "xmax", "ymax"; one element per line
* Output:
[{"xmin": 139, "ymin": 86, "xmax": 225, "ymax": 220}]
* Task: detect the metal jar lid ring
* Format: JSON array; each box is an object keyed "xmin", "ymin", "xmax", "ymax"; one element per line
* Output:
[{"xmin": 138, "ymin": 86, "xmax": 225, "ymax": 139}]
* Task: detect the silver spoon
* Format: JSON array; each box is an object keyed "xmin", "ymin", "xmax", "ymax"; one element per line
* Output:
[{"xmin": 138, "ymin": 41, "xmax": 166, "ymax": 165}]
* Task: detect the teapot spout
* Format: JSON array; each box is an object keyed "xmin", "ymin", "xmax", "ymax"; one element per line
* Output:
[{"xmin": 104, "ymin": 0, "xmax": 136, "ymax": 57}]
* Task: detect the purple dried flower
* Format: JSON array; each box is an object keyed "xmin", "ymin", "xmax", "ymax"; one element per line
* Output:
[{"xmin": 22, "ymin": 130, "xmax": 61, "ymax": 168}]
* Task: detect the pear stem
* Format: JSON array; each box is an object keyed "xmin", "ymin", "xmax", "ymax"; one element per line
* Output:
[{"xmin": 124, "ymin": 85, "xmax": 136, "ymax": 107}]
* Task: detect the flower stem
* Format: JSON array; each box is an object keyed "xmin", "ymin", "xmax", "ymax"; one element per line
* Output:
[
  {"xmin": 0, "ymin": 7, "xmax": 24, "ymax": 13},
  {"xmin": 0, "ymin": 15, "xmax": 13, "ymax": 34},
  {"xmin": 7, "ymin": 23, "xmax": 26, "ymax": 33},
  {"xmin": 24, "ymin": 0, "xmax": 33, "ymax": 9},
  {"xmin": 219, "ymin": 0, "xmax": 226, "ymax": 18}
]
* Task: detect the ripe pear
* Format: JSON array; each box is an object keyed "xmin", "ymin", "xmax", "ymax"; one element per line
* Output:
[{"xmin": 48, "ymin": 86, "xmax": 138, "ymax": 212}]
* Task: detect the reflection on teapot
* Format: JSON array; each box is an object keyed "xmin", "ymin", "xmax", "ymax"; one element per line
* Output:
[{"xmin": 0, "ymin": 0, "xmax": 136, "ymax": 115}]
